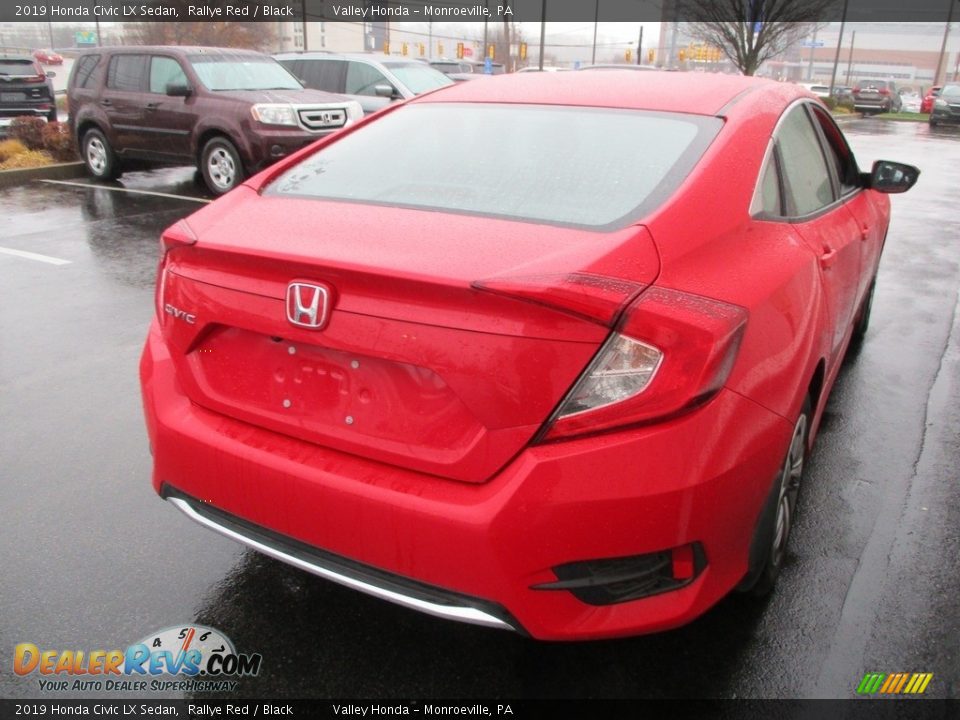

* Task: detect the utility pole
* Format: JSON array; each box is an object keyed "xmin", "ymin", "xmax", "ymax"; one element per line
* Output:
[
  {"xmin": 806, "ymin": 28, "xmax": 817, "ymax": 80},
  {"xmin": 483, "ymin": 0, "xmax": 489, "ymax": 60},
  {"xmin": 845, "ymin": 30, "xmax": 856, "ymax": 86},
  {"xmin": 428, "ymin": 21, "xmax": 433, "ymax": 59},
  {"xmin": 301, "ymin": 0, "xmax": 308, "ymax": 51},
  {"xmin": 933, "ymin": 0, "xmax": 957, "ymax": 86},
  {"xmin": 591, "ymin": 0, "xmax": 599, "ymax": 65},
  {"xmin": 637, "ymin": 25, "xmax": 643, "ymax": 65},
  {"xmin": 828, "ymin": 0, "xmax": 849, "ymax": 98},
  {"xmin": 538, "ymin": 0, "xmax": 546, "ymax": 71}
]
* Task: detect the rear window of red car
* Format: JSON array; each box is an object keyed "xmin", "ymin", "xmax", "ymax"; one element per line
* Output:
[{"xmin": 268, "ymin": 103, "xmax": 722, "ymax": 230}]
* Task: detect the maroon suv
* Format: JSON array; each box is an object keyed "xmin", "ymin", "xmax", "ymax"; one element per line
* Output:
[{"xmin": 67, "ymin": 46, "xmax": 362, "ymax": 194}]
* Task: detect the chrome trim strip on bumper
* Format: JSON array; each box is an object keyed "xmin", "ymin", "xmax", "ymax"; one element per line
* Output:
[{"xmin": 166, "ymin": 496, "xmax": 516, "ymax": 632}]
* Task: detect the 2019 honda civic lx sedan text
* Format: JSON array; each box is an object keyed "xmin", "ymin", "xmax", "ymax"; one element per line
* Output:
[{"xmin": 140, "ymin": 72, "xmax": 918, "ymax": 640}]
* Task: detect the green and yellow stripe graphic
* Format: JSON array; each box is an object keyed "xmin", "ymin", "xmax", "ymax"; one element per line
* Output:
[{"xmin": 856, "ymin": 672, "xmax": 933, "ymax": 695}]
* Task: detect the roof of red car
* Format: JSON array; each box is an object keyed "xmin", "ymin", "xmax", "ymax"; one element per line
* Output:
[{"xmin": 418, "ymin": 70, "xmax": 797, "ymax": 116}]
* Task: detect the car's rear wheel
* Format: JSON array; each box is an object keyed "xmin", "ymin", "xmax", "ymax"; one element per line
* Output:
[
  {"xmin": 82, "ymin": 128, "xmax": 121, "ymax": 181},
  {"xmin": 743, "ymin": 397, "xmax": 810, "ymax": 596},
  {"xmin": 200, "ymin": 137, "xmax": 245, "ymax": 195}
]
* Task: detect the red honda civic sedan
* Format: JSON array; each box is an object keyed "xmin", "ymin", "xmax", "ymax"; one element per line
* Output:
[{"xmin": 140, "ymin": 72, "xmax": 918, "ymax": 640}]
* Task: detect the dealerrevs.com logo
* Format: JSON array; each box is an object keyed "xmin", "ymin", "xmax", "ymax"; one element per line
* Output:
[{"xmin": 13, "ymin": 625, "xmax": 262, "ymax": 693}]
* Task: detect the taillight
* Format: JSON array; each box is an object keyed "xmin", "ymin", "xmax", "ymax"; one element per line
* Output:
[
  {"xmin": 156, "ymin": 220, "xmax": 197, "ymax": 320},
  {"xmin": 878, "ymin": 88, "xmax": 890, "ymax": 96},
  {"xmin": 540, "ymin": 287, "xmax": 747, "ymax": 441},
  {"xmin": 472, "ymin": 272, "xmax": 648, "ymax": 327}
]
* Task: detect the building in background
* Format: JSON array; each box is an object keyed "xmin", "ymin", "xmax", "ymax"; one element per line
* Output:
[
  {"xmin": 658, "ymin": 21, "xmax": 959, "ymax": 88},
  {"xmin": 800, "ymin": 22, "xmax": 959, "ymax": 89}
]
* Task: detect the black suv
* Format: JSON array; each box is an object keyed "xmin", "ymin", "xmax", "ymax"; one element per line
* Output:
[
  {"xmin": 0, "ymin": 54, "xmax": 57, "ymax": 133},
  {"xmin": 68, "ymin": 47, "xmax": 361, "ymax": 194}
]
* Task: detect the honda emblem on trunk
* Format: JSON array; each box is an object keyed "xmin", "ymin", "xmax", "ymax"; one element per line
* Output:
[{"xmin": 286, "ymin": 282, "xmax": 332, "ymax": 329}]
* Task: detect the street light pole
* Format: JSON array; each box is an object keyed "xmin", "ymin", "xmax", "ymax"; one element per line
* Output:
[
  {"xmin": 933, "ymin": 0, "xmax": 957, "ymax": 86},
  {"xmin": 637, "ymin": 25, "xmax": 643, "ymax": 65},
  {"xmin": 592, "ymin": 0, "xmax": 599, "ymax": 65},
  {"xmin": 828, "ymin": 0, "xmax": 849, "ymax": 97},
  {"xmin": 538, "ymin": 0, "xmax": 546, "ymax": 71},
  {"xmin": 301, "ymin": 0, "xmax": 308, "ymax": 51},
  {"xmin": 845, "ymin": 30, "xmax": 856, "ymax": 86}
]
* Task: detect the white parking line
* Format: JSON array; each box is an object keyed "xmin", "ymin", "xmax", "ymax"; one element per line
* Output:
[
  {"xmin": 0, "ymin": 246, "xmax": 72, "ymax": 265},
  {"xmin": 37, "ymin": 179, "xmax": 212, "ymax": 204}
]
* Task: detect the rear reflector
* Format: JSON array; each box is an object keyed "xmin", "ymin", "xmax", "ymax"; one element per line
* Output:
[{"xmin": 532, "ymin": 543, "xmax": 706, "ymax": 605}]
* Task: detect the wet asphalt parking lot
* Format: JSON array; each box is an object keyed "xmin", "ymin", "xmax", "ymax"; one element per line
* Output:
[{"xmin": 1, "ymin": 119, "xmax": 958, "ymax": 700}]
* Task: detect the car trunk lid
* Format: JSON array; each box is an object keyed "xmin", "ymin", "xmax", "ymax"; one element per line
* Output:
[{"xmin": 160, "ymin": 188, "xmax": 660, "ymax": 482}]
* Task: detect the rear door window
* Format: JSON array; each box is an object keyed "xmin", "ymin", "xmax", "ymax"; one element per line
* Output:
[
  {"xmin": 107, "ymin": 55, "xmax": 147, "ymax": 92},
  {"xmin": 297, "ymin": 59, "xmax": 346, "ymax": 93}
]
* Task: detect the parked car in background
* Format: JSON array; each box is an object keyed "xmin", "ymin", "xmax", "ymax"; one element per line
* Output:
[
  {"xmin": 921, "ymin": 85, "xmax": 942, "ymax": 114},
  {"xmin": 276, "ymin": 52, "xmax": 453, "ymax": 115},
  {"xmin": 466, "ymin": 59, "xmax": 505, "ymax": 75},
  {"xmin": 32, "ymin": 49, "xmax": 63, "ymax": 65},
  {"xmin": 852, "ymin": 79, "xmax": 902, "ymax": 114},
  {"xmin": 900, "ymin": 91, "xmax": 922, "ymax": 113},
  {"xmin": 517, "ymin": 65, "xmax": 572, "ymax": 73},
  {"xmin": 0, "ymin": 53, "xmax": 56, "ymax": 129},
  {"xmin": 141, "ymin": 71, "xmax": 917, "ymax": 640},
  {"xmin": 831, "ymin": 86, "xmax": 854, "ymax": 104},
  {"xmin": 427, "ymin": 59, "xmax": 474, "ymax": 75},
  {"xmin": 799, "ymin": 82, "xmax": 831, "ymax": 99},
  {"xmin": 68, "ymin": 46, "xmax": 360, "ymax": 195},
  {"xmin": 929, "ymin": 84, "xmax": 960, "ymax": 127}
]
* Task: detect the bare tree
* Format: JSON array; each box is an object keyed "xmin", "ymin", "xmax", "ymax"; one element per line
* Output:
[
  {"xmin": 124, "ymin": 1, "xmax": 277, "ymax": 51},
  {"xmin": 675, "ymin": 0, "xmax": 835, "ymax": 76},
  {"xmin": 126, "ymin": 21, "xmax": 276, "ymax": 51}
]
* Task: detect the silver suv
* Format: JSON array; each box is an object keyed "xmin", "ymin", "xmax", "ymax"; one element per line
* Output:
[{"xmin": 275, "ymin": 53, "xmax": 453, "ymax": 115}]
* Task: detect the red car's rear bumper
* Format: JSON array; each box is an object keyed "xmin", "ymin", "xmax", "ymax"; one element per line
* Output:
[{"xmin": 141, "ymin": 319, "xmax": 792, "ymax": 640}]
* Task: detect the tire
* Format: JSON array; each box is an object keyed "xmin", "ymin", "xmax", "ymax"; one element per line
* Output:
[
  {"xmin": 743, "ymin": 397, "xmax": 811, "ymax": 596},
  {"xmin": 929, "ymin": 119, "xmax": 938, "ymax": 128},
  {"xmin": 851, "ymin": 277, "xmax": 876, "ymax": 345},
  {"xmin": 200, "ymin": 136, "xmax": 245, "ymax": 195},
  {"xmin": 46, "ymin": 110, "xmax": 57, "ymax": 123},
  {"xmin": 81, "ymin": 128, "xmax": 121, "ymax": 181}
]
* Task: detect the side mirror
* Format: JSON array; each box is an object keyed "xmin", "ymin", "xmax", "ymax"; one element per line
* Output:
[
  {"xmin": 46, "ymin": 71, "xmax": 56, "ymax": 79},
  {"xmin": 374, "ymin": 83, "xmax": 397, "ymax": 99},
  {"xmin": 866, "ymin": 160, "xmax": 920, "ymax": 194},
  {"xmin": 166, "ymin": 83, "xmax": 192, "ymax": 98}
]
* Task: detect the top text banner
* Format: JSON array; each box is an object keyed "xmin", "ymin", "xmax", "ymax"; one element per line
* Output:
[{"xmin": 2, "ymin": 0, "xmax": 957, "ymax": 24}]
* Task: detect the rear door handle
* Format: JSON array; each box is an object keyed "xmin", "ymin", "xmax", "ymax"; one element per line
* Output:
[
  {"xmin": 100, "ymin": 99, "xmax": 112, "ymax": 107},
  {"xmin": 820, "ymin": 245, "xmax": 838, "ymax": 269},
  {"xmin": 145, "ymin": 102, "xmax": 159, "ymax": 111}
]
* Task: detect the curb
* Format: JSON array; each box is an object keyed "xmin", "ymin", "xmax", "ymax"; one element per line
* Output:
[{"xmin": 0, "ymin": 161, "xmax": 86, "ymax": 190}]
